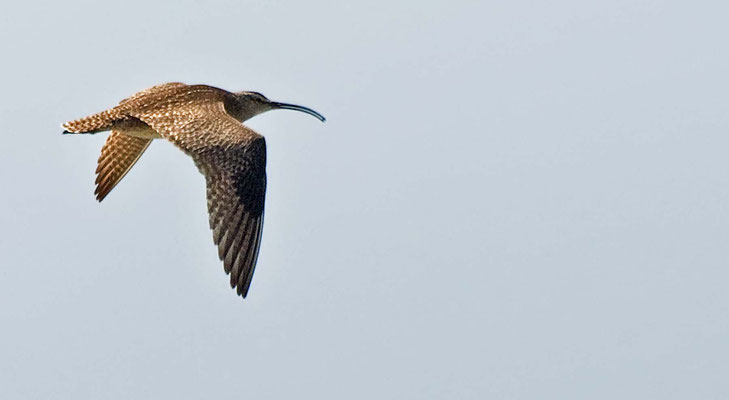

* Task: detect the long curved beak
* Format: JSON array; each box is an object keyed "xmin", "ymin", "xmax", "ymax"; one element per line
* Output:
[{"xmin": 271, "ymin": 102, "xmax": 326, "ymax": 122}]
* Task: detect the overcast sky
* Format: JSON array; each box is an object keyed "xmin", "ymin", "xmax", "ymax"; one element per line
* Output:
[{"xmin": 2, "ymin": 1, "xmax": 729, "ymax": 398}]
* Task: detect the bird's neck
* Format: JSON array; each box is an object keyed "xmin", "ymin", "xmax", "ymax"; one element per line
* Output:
[{"xmin": 224, "ymin": 98, "xmax": 266, "ymax": 122}]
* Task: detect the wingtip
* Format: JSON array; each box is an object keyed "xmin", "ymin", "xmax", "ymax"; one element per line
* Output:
[
  {"xmin": 94, "ymin": 189, "xmax": 106, "ymax": 202},
  {"xmin": 239, "ymin": 282, "xmax": 251, "ymax": 298},
  {"xmin": 234, "ymin": 286, "xmax": 248, "ymax": 299}
]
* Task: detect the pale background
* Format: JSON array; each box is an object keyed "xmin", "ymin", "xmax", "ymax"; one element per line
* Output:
[{"xmin": 2, "ymin": 1, "xmax": 729, "ymax": 399}]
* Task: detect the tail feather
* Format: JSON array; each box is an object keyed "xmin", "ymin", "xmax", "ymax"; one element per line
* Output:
[{"xmin": 62, "ymin": 108, "xmax": 125, "ymax": 134}]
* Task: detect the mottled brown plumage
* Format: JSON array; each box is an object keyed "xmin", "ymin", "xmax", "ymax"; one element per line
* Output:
[
  {"xmin": 95, "ymin": 131, "xmax": 152, "ymax": 201},
  {"xmin": 63, "ymin": 82, "xmax": 325, "ymax": 298}
]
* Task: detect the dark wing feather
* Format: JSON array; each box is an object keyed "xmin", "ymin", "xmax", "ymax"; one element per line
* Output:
[
  {"xmin": 196, "ymin": 137, "xmax": 266, "ymax": 296},
  {"xmin": 131, "ymin": 100, "xmax": 267, "ymax": 298}
]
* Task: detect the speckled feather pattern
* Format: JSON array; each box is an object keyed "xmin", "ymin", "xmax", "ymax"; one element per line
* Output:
[
  {"xmin": 95, "ymin": 131, "xmax": 152, "ymax": 201},
  {"xmin": 64, "ymin": 83, "xmax": 267, "ymax": 298}
]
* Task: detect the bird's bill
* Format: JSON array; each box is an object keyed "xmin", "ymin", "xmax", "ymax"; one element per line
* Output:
[{"xmin": 271, "ymin": 102, "xmax": 326, "ymax": 122}]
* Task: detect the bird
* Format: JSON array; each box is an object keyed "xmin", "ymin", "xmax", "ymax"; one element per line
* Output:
[{"xmin": 62, "ymin": 82, "xmax": 325, "ymax": 298}]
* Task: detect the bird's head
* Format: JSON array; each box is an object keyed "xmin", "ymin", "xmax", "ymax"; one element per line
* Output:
[{"xmin": 231, "ymin": 91, "xmax": 326, "ymax": 123}]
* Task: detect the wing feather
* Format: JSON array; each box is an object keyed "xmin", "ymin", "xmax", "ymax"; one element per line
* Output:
[
  {"xmin": 95, "ymin": 131, "xmax": 152, "ymax": 201},
  {"xmin": 131, "ymin": 100, "xmax": 267, "ymax": 298}
]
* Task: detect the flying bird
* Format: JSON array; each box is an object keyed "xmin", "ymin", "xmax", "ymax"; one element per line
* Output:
[{"xmin": 63, "ymin": 82, "xmax": 325, "ymax": 298}]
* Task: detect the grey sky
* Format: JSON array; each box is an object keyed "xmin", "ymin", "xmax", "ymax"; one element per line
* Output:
[{"xmin": 2, "ymin": 0, "xmax": 729, "ymax": 398}]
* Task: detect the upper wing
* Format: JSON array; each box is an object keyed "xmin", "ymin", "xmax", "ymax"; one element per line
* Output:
[
  {"xmin": 118, "ymin": 82, "xmax": 187, "ymax": 106},
  {"xmin": 201, "ymin": 138, "xmax": 266, "ymax": 296},
  {"xmin": 95, "ymin": 131, "xmax": 152, "ymax": 201},
  {"xmin": 131, "ymin": 100, "xmax": 267, "ymax": 297}
]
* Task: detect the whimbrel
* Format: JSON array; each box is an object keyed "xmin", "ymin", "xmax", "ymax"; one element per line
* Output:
[{"xmin": 63, "ymin": 82, "xmax": 325, "ymax": 298}]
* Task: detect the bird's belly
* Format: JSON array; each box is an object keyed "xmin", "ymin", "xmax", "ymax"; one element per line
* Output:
[
  {"xmin": 113, "ymin": 118, "xmax": 163, "ymax": 139},
  {"xmin": 123, "ymin": 126, "xmax": 163, "ymax": 139}
]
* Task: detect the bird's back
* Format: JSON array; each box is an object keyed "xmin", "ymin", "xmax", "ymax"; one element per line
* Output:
[
  {"xmin": 117, "ymin": 83, "xmax": 232, "ymax": 113},
  {"xmin": 63, "ymin": 83, "xmax": 234, "ymax": 134}
]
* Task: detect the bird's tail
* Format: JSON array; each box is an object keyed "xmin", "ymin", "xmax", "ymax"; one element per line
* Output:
[{"xmin": 62, "ymin": 108, "xmax": 124, "ymax": 134}]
